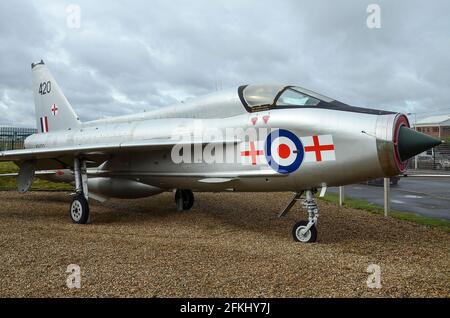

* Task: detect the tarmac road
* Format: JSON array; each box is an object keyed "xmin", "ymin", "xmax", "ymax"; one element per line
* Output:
[
  {"xmin": 0, "ymin": 191, "xmax": 448, "ymax": 297},
  {"xmin": 328, "ymin": 176, "xmax": 450, "ymax": 220}
]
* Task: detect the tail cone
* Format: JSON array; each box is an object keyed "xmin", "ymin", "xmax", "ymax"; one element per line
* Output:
[{"xmin": 397, "ymin": 126, "xmax": 442, "ymax": 161}]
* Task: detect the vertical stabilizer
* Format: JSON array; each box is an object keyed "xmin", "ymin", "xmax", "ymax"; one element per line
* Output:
[{"xmin": 32, "ymin": 60, "xmax": 81, "ymax": 133}]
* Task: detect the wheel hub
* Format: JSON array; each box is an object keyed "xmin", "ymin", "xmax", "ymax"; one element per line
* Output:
[
  {"xmin": 71, "ymin": 201, "xmax": 82, "ymax": 221},
  {"xmin": 296, "ymin": 226, "xmax": 311, "ymax": 242}
]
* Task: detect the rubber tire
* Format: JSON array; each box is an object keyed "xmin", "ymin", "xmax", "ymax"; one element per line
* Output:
[
  {"xmin": 185, "ymin": 190, "xmax": 194, "ymax": 210},
  {"xmin": 175, "ymin": 190, "xmax": 194, "ymax": 211},
  {"xmin": 292, "ymin": 221, "xmax": 317, "ymax": 243},
  {"xmin": 69, "ymin": 194, "xmax": 90, "ymax": 224}
]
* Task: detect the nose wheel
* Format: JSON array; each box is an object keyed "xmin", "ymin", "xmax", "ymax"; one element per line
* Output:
[
  {"xmin": 292, "ymin": 220, "xmax": 317, "ymax": 243},
  {"xmin": 175, "ymin": 189, "xmax": 194, "ymax": 211}
]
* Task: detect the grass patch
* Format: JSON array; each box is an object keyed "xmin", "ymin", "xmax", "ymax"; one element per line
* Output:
[
  {"xmin": 0, "ymin": 161, "xmax": 19, "ymax": 173},
  {"xmin": 0, "ymin": 162, "xmax": 72, "ymax": 191},
  {"xmin": 320, "ymin": 192, "xmax": 450, "ymax": 232}
]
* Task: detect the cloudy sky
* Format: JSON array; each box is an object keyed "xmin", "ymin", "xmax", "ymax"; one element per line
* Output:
[{"xmin": 1, "ymin": 0, "xmax": 449, "ymax": 127}]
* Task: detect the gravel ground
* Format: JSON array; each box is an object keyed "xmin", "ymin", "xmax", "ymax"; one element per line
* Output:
[{"xmin": 0, "ymin": 191, "xmax": 448, "ymax": 298}]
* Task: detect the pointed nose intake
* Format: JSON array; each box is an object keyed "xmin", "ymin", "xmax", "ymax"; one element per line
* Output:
[
  {"xmin": 397, "ymin": 126, "xmax": 442, "ymax": 161},
  {"xmin": 376, "ymin": 114, "xmax": 442, "ymax": 176}
]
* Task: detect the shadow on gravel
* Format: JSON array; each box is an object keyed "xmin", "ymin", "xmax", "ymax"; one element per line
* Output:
[
  {"xmin": 94, "ymin": 192, "xmax": 400, "ymax": 245},
  {"xmin": 2, "ymin": 191, "xmax": 443, "ymax": 247}
]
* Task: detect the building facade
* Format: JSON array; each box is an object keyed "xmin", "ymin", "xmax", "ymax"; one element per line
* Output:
[{"xmin": 414, "ymin": 115, "xmax": 450, "ymax": 139}]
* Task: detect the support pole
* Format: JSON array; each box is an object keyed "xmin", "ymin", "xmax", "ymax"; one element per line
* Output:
[
  {"xmin": 384, "ymin": 178, "xmax": 390, "ymax": 217},
  {"xmin": 339, "ymin": 186, "xmax": 344, "ymax": 206}
]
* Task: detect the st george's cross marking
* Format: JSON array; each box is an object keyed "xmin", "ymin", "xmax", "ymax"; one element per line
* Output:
[
  {"xmin": 51, "ymin": 104, "xmax": 58, "ymax": 116},
  {"xmin": 240, "ymin": 132, "xmax": 336, "ymax": 171},
  {"xmin": 240, "ymin": 141, "xmax": 264, "ymax": 165},
  {"xmin": 301, "ymin": 135, "xmax": 336, "ymax": 162}
]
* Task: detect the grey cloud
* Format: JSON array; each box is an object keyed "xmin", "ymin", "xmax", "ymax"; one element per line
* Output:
[{"xmin": 0, "ymin": 0, "xmax": 449, "ymax": 126}]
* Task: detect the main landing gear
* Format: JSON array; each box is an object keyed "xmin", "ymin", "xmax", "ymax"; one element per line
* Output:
[
  {"xmin": 279, "ymin": 190, "xmax": 320, "ymax": 243},
  {"xmin": 175, "ymin": 189, "xmax": 194, "ymax": 211},
  {"xmin": 69, "ymin": 158, "xmax": 90, "ymax": 224}
]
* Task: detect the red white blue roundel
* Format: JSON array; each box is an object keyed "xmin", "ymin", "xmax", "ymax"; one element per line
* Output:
[{"xmin": 265, "ymin": 129, "xmax": 304, "ymax": 174}]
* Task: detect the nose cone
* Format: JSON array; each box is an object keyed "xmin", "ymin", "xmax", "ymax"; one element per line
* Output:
[{"xmin": 398, "ymin": 126, "xmax": 442, "ymax": 161}]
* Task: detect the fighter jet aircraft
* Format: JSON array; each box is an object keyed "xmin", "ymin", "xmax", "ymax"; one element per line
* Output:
[{"xmin": 0, "ymin": 60, "xmax": 441, "ymax": 242}]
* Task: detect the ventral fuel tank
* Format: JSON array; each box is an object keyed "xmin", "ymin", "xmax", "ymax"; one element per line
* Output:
[
  {"xmin": 88, "ymin": 178, "xmax": 164, "ymax": 199},
  {"xmin": 42, "ymin": 170, "xmax": 163, "ymax": 199}
]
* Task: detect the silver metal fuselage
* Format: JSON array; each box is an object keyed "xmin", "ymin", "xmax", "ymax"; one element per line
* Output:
[{"xmin": 24, "ymin": 88, "xmax": 401, "ymax": 198}]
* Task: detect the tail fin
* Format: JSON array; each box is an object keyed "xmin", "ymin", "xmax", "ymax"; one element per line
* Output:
[{"xmin": 32, "ymin": 60, "xmax": 81, "ymax": 133}]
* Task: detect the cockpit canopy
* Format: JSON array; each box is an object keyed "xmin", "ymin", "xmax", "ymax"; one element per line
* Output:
[{"xmin": 238, "ymin": 84, "xmax": 334, "ymax": 112}]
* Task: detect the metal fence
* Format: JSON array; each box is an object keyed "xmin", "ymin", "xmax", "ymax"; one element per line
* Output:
[
  {"xmin": 408, "ymin": 142, "xmax": 450, "ymax": 171},
  {"xmin": 0, "ymin": 127, "xmax": 37, "ymax": 151}
]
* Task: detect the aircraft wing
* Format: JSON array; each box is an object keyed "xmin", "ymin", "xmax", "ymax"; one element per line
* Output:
[
  {"xmin": 0, "ymin": 138, "xmax": 286, "ymax": 182},
  {"xmin": 0, "ymin": 138, "xmax": 238, "ymax": 162}
]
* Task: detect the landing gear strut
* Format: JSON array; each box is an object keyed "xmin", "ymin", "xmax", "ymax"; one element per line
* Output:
[
  {"xmin": 175, "ymin": 189, "xmax": 194, "ymax": 211},
  {"xmin": 69, "ymin": 158, "xmax": 90, "ymax": 224},
  {"xmin": 279, "ymin": 190, "xmax": 319, "ymax": 243}
]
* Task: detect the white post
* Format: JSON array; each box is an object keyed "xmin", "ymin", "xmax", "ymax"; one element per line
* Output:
[
  {"xmin": 415, "ymin": 116, "xmax": 418, "ymax": 170},
  {"xmin": 384, "ymin": 178, "xmax": 390, "ymax": 217},
  {"xmin": 339, "ymin": 186, "xmax": 344, "ymax": 206}
]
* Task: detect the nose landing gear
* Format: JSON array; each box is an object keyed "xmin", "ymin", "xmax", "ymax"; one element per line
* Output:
[{"xmin": 280, "ymin": 190, "xmax": 320, "ymax": 243}]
